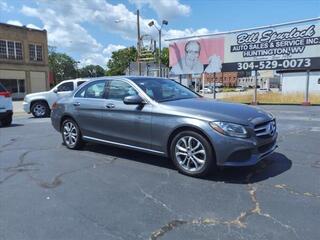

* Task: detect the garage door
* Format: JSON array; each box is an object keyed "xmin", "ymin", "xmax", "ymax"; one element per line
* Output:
[{"xmin": 30, "ymin": 71, "xmax": 46, "ymax": 93}]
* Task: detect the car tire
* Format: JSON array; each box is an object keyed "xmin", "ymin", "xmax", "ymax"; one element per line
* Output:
[
  {"xmin": 1, "ymin": 116, "xmax": 12, "ymax": 127},
  {"xmin": 170, "ymin": 131, "xmax": 216, "ymax": 177},
  {"xmin": 61, "ymin": 118, "xmax": 84, "ymax": 150},
  {"xmin": 31, "ymin": 101, "xmax": 50, "ymax": 118}
]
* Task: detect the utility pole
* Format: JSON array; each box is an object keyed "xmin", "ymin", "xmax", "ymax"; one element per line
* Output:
[
  {"xmin": 158, "ymin": 28, "xmax": 162, "ymax": 77},
  {"xmin": 136, "ymin": 9, "xmax": 141, "ymax": 75},
  {"xmin": 253, "ymin": 70, "xmax": 258, "ymax": 104}
]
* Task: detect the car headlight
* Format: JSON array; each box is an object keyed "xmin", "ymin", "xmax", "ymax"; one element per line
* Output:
[{"xmin": 209, "ymin": 121, "xmax": 248, "ymax": 138}]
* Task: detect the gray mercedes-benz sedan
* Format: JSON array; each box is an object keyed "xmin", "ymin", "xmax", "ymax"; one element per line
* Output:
[{"xmin": 51, "ymin": 76, "xmax": 277, "ymax": 177}]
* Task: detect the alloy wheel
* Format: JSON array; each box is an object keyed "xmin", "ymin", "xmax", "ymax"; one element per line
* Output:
[
  {"xmin": 63, "ymin": 121, "xmax": 78, "ymax": 147},
  {"xmin": 175, "ymin": 136, "xmax": 206, "ymax": 172}
]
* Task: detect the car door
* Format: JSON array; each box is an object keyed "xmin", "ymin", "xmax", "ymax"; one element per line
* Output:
[
  {"xmin": 49, "ymin": 81, "xmax": 74, "ymax": 107},
  {"xmin": 72, "ymin": 80, "xmax": 107, "ymax": 139},
  {"xmin": 101, "ymin": 79, "xmax": 152, "ymax": 150}
]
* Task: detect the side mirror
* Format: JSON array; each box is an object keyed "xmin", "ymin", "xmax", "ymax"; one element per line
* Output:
[
  {"xmin": 53, "ymin": 89, "xmax": 58, "ymax": 93},
  {"xmin": 123, "ymin": 95, "xmax": 145, "ymax": 105}
]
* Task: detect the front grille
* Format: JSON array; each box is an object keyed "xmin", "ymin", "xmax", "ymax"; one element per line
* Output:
[
  {"xmin": 254, "ymin": 120, "xmax": 276, "ymax": 137},
  {"xmin": 258, "ymin": 140, "xmax": 276, "ymax": 153}
]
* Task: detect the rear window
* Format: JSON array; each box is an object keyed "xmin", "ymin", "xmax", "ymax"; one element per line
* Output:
[{"xmin": 0, "ymin": 82, "xmax": 7, "ymax": 92}]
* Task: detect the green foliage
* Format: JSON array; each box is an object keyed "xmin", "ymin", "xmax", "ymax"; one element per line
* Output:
[
  {"xmin": 78, "ymin": 65, "xmax": 105, "ymax": 78},
  {"xmin": 106, "ymin": 47, "xmax": 137, "ymax": 76},
  {"xmin": 160, "ymin": 47, "xmax": 169, "ymax": 67},
  {"xmin": 48, "ymin": 47, "xmax": 77, "ymax": 83},
  {"xmin": 153, "ymin": 47, "xmax": 169, "ymax": 67}
]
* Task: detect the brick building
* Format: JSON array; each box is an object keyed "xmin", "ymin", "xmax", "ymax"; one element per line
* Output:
[
  {"xmin": 0, "ymin": 23, "xmax": 49, "ymax": 99},
  {"xmin": 203, "ymin": 72, "xmax": 238, "ymax": 87}
]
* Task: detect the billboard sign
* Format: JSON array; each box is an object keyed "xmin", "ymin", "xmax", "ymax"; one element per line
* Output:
[{"xmin": 168, "ymin": 18, "xmax": 320, "ymax": 75}]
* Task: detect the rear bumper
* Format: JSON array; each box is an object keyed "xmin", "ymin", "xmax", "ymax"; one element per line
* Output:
[{"xmin": 0, "ymin": 110, "xmax": 13, "ymax": 119}]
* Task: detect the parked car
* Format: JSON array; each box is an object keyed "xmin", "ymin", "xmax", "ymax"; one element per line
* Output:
[
  {"xmin": 235, "ymin": 86, "xmax": 246, "ymax": 92},
  {"xmin": 257, "ymin": 88, "xmax": 270, "ymax": 93},
  {"xmin": 0, "ymin": 82, "xmax": 13, "ymax": 126},
  {"xmin": 23, "ymin": 78, "xmax": 87, "ymax": 118},
  {"xmin": 199, "ymin": 87, "xmax": 213, "ymax": 94},
  {"xmin": 51, "ymin": 77, "xmax": 277, "ymax": 177}
]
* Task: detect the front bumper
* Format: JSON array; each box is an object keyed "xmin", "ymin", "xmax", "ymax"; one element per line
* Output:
[
  {"xmin": 208, "ymin": 129, "xmax": 278, "ymax": 167},
  {"xmin": 23, "ymin": 101, "xmax": 30, "ymax": 113}
]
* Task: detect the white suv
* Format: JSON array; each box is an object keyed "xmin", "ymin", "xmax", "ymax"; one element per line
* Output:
[
  {"xmin": 23, "ymin": 78, "xmax": 87, "ymax": 118},
  {"xmin": 0, "ymin": 82, "xmax": 13, "ymax": 126}
]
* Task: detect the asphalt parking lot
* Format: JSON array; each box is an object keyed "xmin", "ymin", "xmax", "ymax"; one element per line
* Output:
[{"xmin": 0, "ymin": 105, "xmax": 319, "ymax": 240}]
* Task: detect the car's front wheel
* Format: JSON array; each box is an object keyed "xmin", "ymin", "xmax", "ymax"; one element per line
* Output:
[
  {"xmin": 31, "ymin": 101, "xmax": 50, "ymax": 118},
  {"xmin": 61, "ymin": 118, "xmax": 84, "ymax": 150},
  {"xmin": 170, "ymin": 131, "xmax": 216, "ymax": 177}
]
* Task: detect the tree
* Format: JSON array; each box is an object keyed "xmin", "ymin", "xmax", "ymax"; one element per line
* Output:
[
  {"xmin": 160, "ymin": 47, "xmax": 169, "ymax": 67},
  {"xmin": 48, "ymin": 47, "xmax": 77, "ymax": 83},
  {"xmin": 106, "ymin": 47, "xmax": 137, "ymax": 76},
  {"xmin": 79, "ymin": 65, "xmax": 105, "ymax": 78}
]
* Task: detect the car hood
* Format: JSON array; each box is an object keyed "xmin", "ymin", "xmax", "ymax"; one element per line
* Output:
[
  {"xmin": 160, "ymin": 98, "xmax": 273, "ymax": 126},
  {"xmin": 25, "ymin": 91, "xmax": 49, "ymax": 99}
]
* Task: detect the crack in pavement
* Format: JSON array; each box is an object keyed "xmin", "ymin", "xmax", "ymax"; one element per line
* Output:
[
  {"xmin": 0, "ymin": 137, "xmax": 17, "ymax": 148},
  {"xmin": 0, "ymin": 147, "xmax": 115, "ymax": 187},
  {"xmin": 0, "ymin": 151, "xmax": 40, "ymax": 185},
  {"xmin": 27, "ymin": 163, "xmax": 106, "ymax": 189},
  {"xmin": 149, "ymin": 184, "xmax": 299, "ymax": 240},
  {"xmin": 273, "ymin": 184, "xmax": 320, "ymax": 199},
  {"xmin": 138, "ymin": 185, "xmax": 174, "ymax": 214},
  {"xmin": 149, "ymin": 161, "xmax": 300, "ymax": 240}
]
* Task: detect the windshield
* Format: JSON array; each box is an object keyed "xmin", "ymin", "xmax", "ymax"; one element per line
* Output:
[{"xmin": 131, "ymin": 78, "xmax": 199, "ymax": 102}]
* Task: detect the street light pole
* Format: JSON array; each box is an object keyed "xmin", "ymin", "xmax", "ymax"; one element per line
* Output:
[
  {"xmin": 158, "ymin": 28, "xmax": 161, "ymax": 77},
  {"xmin": 148, "ymin": 20, "xmax": 168, "ymax": 78},
  {"xmin": 136, "ymin": 10, "xmax": 141, "ymax": 76}
]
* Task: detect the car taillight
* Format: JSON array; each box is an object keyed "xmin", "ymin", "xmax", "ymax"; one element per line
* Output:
[
  {"xmin": 0, "ymin": 91, "xmax": 11, "ymax": 98},
  {"xmin": 52, "ymin": 102, "xmax": 58, "ymax": 110}
]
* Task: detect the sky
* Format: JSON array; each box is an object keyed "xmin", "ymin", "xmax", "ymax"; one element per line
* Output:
[{"xmin": 0, "ymin": 0, "xmax": 319, "ymax": 68}]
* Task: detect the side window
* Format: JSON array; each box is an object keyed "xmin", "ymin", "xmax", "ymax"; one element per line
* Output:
[
  {"xmin": 77, "ymin": 81, "xmax": 86, "ymax": 87},
  {"xmin": 106, "ymin": 80, "xmax": 138, "ymax": 100},
  {"xmin": 75, "ymin": 81, "xmax": 106, "ymax": 99},
  {"xmin": 57, "ymin": 82, "xmax": 74, "ymax": 92}
]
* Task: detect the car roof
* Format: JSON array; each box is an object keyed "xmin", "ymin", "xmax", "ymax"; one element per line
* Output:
[{"xmin": 76, "ymin": 76, "xmax": 170, "ymax": 84}]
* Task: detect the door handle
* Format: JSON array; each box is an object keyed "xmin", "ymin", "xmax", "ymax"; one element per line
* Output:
[
  {"xmin": 73, "ymin": 102, "xmax": 80, "ymax": 106},
  {"xmin": 106, "ymin": 103, "xmax": 115, "ymax": 109}
]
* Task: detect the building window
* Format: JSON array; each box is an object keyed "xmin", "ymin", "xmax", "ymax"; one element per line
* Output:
[
  {"xmin": 15, "ymin": 42, "xmax": 23, "ymax": 60},
  {"xmin": 7, "ymin": 41, "xmax": 15, "ymax": 59},
  {"xmin": 36, "ymin": 45, "xmax": 43, "ymax": 61},
  {"xmin": 29, "ymin": 44, "xmax": 43, "ymax": 61},
  {"xmin": 0, "ymin": 39, "xmax": 23, "ymax": 60},
  {"xmin": 0, "ymin": 40, "xmax": 6, "ymax": 59}
]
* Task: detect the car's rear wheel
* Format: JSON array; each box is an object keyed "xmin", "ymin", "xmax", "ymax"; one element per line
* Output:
[
  {"xmin": 170, "ymin": 131, "xmax": 216, "ymax": 177},
  {"xmin": 61, "ymin": 118, "xmax": 84, "ymax": 150},
  {"xmin": 31, "ymin": 101, "xmax": 50, "ymax": 118},
  {"xmin": 1, "ymin": 116, "xmax": 12, "ymax": 127}
]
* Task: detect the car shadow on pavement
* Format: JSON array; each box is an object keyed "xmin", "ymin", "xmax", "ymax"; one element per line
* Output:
[
  {"xmin": 0, "ymin": 123, "xmax": 24, "ymax": 128},
  {"xmin": 82, "ymin": 143, "xmax": 292, "ymax": 184},
  {"xmin": 205, "ymin": 152, "xmax": 292, "ymax": 184}
]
